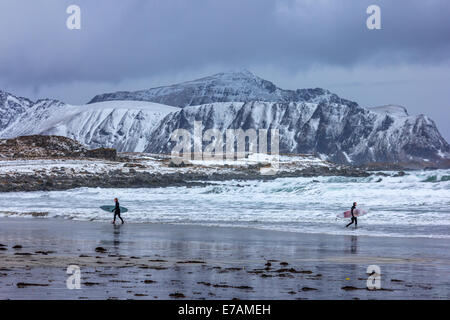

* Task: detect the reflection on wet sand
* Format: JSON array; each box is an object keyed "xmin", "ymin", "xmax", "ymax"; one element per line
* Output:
[{"xmin": 0, "ymin": 218, "xmax": 448, "ymax": 300}]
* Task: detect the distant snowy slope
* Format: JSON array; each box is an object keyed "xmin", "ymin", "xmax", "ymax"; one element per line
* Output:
[{"xmin": 0, "ymin": 100, "xmax": 180, "ymax": 152}]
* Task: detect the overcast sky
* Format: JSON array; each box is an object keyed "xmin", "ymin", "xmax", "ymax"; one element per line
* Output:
[{"xmin": 0, "ymin": 0, "xmax": 449, "ymax": 140}]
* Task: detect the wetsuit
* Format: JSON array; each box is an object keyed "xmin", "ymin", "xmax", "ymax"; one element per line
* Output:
[
  {"xmin": 346, "ymin": 204, "xmax": 357, "ymax": 228},
  {"xmin": 112, "ymin": 202, "xmax": 124, "ymax": 224}
]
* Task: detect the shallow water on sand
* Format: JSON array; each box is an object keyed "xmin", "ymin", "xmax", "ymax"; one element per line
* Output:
[{"xmin": 0, "ymin": 219, "xmax": 449, "ymax": 299}]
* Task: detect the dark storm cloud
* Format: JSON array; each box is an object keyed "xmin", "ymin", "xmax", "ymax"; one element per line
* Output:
[{"xmin": 0, "ymin": 0, "xmax": 449, "ymax": 85}]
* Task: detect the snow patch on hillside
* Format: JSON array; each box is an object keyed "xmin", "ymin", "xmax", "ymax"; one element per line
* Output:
[{"xmin": 369, "ymin": 105, "xmax": 409, "ymax": 117}]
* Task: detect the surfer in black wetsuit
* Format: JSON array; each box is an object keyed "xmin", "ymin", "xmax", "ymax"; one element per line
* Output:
[
  {"xmin": 346, "ymin": 202, "xmax": 357, "ymax": 228},
  {"xmin": 111, "ymin": 198, "xmax": 124, "ymax": 224}
]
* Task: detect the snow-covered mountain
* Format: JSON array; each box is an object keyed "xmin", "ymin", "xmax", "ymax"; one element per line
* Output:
[
  {"xmin": 0, "ymin": 70, "xmax": 449, "ymax": 166},
  {"xmin": 0, "ymin": 98, "xmax": 179, "ymax": 152},
  {"xmin": 0, "ymin": 91, "xmax": 33, "ymax": 131},
  {"xmin": 145, "ymin": 101, "xmax": 450, "ymax": 165},
  {"xmin": 89, "ymin": 70, "xmax": 356, "ymax": 107}
]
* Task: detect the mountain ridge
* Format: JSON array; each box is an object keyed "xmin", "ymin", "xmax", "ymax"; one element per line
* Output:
[
  {"xmin": 88, "ymin": 70, "xmax": 358, "ymax": 108},
  {"xmin": 0, "ymin": 70, "xmax": 449, "ymax": 167}
]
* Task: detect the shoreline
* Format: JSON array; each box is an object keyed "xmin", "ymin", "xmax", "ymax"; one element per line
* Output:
[
  {"xmin": 0, "ymin": 217, "xmax": 448, "ymax": 300},
  {"xmin": 2, "ymin": 215, "xmax": 447, "ymax": 241},
  {"xmin": 0, "ymin": 165, "xmax": 371, "ymax": 193},
  {"xmin": 0, "ymin": 152, "xmax": 373, "ymax": 192},
  {"xmin": 2, "ymin": 150, "xmax": 445, "ymax": 193}
]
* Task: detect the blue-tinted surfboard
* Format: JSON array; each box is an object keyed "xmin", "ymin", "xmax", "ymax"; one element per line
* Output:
[{"xmin": 100, "ymin": 205, "xmax": 128, "ymax": 213}]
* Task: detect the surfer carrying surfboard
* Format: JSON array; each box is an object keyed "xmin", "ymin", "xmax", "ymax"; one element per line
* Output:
[
  {"xmin": 345, "ymin": 202, "xmax": 357, "ymax": 228},
  {"xmin": 112, "ymin": 198, "xmax": 124, "ymax": 224}
]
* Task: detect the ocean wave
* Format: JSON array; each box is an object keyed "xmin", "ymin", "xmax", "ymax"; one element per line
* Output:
[{"xmin": 0, "ymin": 169, "xmax": 449, "ymax": 239}]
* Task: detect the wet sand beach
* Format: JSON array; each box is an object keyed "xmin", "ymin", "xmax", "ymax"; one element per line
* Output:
[{"xmin": 0, "ymin": 217, "xmax": 448, "ymax": 300}]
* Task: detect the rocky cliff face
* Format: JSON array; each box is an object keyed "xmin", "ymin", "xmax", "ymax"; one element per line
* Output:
[{"xmin": 145, "ymin": 102, "xmax": 450, "ymax": 166}]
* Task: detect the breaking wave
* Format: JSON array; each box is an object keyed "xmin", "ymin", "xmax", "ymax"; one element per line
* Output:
[{"xmin": 0, "ymin": 169, "xmax": 449, "ymax": 239}]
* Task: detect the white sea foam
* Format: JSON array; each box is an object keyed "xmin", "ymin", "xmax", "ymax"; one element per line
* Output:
[{"xmin": 0, "ymin": 170, "xmax": 449, "ymax": 239}]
